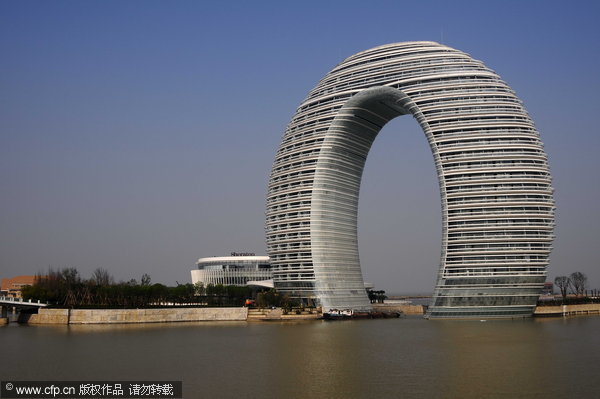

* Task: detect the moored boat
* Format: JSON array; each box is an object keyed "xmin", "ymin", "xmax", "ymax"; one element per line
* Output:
[
  {"xmin": 322, "ymin": 309, "xmax": 353, "ymax": 320},
  {"xmin": 322, "ymin": 309, "xmax": 403, "ymax": 320}
]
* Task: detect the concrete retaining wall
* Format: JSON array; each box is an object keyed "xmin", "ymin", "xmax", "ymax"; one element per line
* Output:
[
  {"xmin": 22, "ymin": 303, "xmax": 600, "ymax": 324},
  {"xmin": 373, "ymin": 303, "xmax": 425, "ymax": 315},
  {"xmin": 27, "ymin": 309, "xmax": 70, "ymax": 324},
  {"xmin": 26, "ymin": 307, "xmax": 248, "ymax": 325},
  {"xmin": 534, "ymin": 303, "xmax": 600, "ymax": 316},
  {"xmin": 247, "ymin": 308, "xmax": 321, "ymax": 321}
]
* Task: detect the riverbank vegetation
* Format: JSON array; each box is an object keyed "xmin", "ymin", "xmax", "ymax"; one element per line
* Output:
[
  {"xmin": 538, "ymin": 271, "xmax": 600, "ymax": 306},
  {"xmin": 255, "ymin": 289, "xmax": 299, "ymax": 311},
  {"xmin": 21, "ymin": 267, "xmax": 253, "ymax": 308}
]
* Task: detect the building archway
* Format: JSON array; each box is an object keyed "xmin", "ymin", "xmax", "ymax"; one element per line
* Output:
[{"xmin": 266, "ymin": 42, "xmax": 554, "ymax": 318}]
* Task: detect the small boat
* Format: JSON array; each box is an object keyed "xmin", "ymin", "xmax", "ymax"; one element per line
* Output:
[
  {"xmin": 322, "ymin": 309, "xmax": 353, "ymax": 320},
  {"xmin": 322, "ymin": 309, "xmax": 403, "ymax": 320},
  {"xmin": 369, "ymin": 311, "xmax": 403, "ymax": 319},
  {"xmin": 381, "ymin": 311, "xmax": 403, "ymax": 318},
  {"xmin": 351, "ymin": 310, "xmax": 372, "ymax": 319}
]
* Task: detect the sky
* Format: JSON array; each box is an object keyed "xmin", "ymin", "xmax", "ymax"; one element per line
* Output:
[{"xmin": 1, "ymin": 0, "xmax": 599, "ymax": 294}]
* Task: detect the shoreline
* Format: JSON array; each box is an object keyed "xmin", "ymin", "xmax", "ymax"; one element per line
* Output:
[
  {"xmin": 533, "ymin": 303, "xmax": 600, "ymax": 317},
  {"xmin": 5, "ymin": 303, "xmax": 600, "ymax": 325}
]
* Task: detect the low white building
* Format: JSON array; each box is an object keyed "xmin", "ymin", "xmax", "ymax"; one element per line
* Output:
[{"xmin": 191, "ymin": 254, "xmax": 272, "ymax": 287}]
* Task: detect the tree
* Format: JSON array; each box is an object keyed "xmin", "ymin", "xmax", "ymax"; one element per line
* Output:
[
  {"xmin": 554, "ymin": 276, "xmax": 571, "ymax": 301},
  {"xmin": 367, "ymin": 289, "xmax": 377, "ymax": 304},
  {"xmin": 140, "ymin": 274, "xmax": 152, "ymax": 286},
  {"xmin": 569, "ymin": 272, "xmax": 587, "ymax": 297},
  {"xmin": 256, "ymin": 292, "xmax": 267, "ymax": 308},
  {"xmin": 256, "ymin": 289, "xmax": 283, "ymax": 308},
  {"xmin": 61, "ymin": 267, "xmax": 80, "ymax": 287},
  {"xmin": 367, "ymin": 289, "xmax": 387, "ymax": 303},
  {"xmin": 91, "ymin": 268, "xmax": 113, "ymax": 286},
  {"xmin": 194, "ymin": 282, "xmax": 205, "ymax": 296}
]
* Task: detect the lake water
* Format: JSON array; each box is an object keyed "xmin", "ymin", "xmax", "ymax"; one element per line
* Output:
[{"xmin": 2, "ymin": 316, "xmax": 599, "ymax": 398}]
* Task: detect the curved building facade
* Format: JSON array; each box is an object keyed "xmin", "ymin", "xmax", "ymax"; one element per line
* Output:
[
  {"xmin": 266, "ymin": 41, "xmax": 554, "ymax": 318},
  {"xmin": 191, "ymin": 255, "xmax": 271, "ymax": 287}
]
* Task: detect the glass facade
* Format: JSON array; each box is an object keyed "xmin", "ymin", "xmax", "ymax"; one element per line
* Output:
[{"xmin": 266, "ymin": 41, "xmax": 554, "ymax": 317}]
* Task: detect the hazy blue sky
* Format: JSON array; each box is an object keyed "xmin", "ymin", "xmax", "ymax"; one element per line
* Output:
[{"xmin": 1, "ymin": 0, "xmax": 599, "ymax": 294}]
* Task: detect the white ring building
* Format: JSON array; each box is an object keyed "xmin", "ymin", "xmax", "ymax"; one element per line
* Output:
[{"xmin": 266, "ymin": 41, "xmax": 554, "ymax": 318}]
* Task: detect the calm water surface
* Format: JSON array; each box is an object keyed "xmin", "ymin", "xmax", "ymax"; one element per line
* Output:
[{"xmin": 2, "ymin": 316, "xmax": 599, "ymax": 398}]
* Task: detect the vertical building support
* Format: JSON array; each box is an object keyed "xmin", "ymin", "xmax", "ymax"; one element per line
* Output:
[{"xmin": 0, "ymin": 305, "xmax": 8, "ymax": 324}]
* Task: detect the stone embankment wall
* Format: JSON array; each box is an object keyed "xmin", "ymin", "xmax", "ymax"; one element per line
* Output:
[
  {"xmin": 26, "ymin": 307, "xmax": 248, "ymax": 325},
  {"xmin": 25, "ymin": 309, "xmax": 70, "ymax": 324},
  {"xmin": 22, "ymin": 303, "xmax": 600, "ymax": 324},
  {"xmin": 534, "ymin": 303, "xmax": 600, "ymax": 316},
  {"xmin": 372, "ymin": 303, "xmax": 425, "ymax": 315},
  {"xmin": 247, "ymin": 307, "xmax": 321, "ymax": 321}
]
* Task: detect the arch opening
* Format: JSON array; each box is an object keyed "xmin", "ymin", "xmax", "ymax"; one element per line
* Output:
[{"xmin": 358, "ymin": 100, "xmax": 440, "ymax": 298}]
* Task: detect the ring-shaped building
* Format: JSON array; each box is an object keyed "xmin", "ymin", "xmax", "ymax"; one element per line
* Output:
[{"xmin": 266, "ymin": 41, "xmax": 554, "ymax": 318}]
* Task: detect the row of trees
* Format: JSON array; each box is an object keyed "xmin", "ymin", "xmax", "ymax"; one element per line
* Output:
[
  {"xmin": 554, "ymin": 272, "xmax": 588, "ymax": 301},
  {"xmin": 367, "ymin": 289, "xmax": 387, "ymax": 304},
  {"xmin": 21, "ymin": 267, "xmax": 252, "ymax": 308},
  {"xmin": 255, "ymin": 289, "xmax": 298, "ymax": 310}
]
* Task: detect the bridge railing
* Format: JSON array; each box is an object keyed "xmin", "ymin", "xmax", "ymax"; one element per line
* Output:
[{"xmin": 0, "ymin": 296, "xmax": 48, "ymax": 306}]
